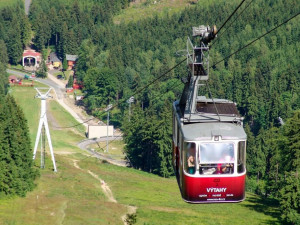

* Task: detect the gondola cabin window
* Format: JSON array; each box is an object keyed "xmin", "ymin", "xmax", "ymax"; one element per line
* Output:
[
  {"xmin": 199, "ymin": 143, "xmax": 235, "ymax": 175},
  {"xmin": 238, "ymin": 141, "xmax": 246, "ymax": 173},
  {"xmin": 184, "ymin": 142, "xmax": 196, "ymax": 175},
  {"xmin": 174, "ymin": 117, "xmax": 178, "ymax": 144}
]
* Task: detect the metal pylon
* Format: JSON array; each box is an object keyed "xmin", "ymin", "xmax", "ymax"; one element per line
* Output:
[{"xmin": 33, "ymin": 88, "xmax": 57, "ymax": 172}]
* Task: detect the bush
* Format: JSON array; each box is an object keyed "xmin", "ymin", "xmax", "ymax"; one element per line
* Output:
[{"xmin": 125, "ymin": 213, "xmax": 137, "ymax": 225}]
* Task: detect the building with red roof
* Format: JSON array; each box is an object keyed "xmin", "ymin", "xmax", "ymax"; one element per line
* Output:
[{"xmin": 22, "ymin": 50, "xmax": 41, "ymax": 68}]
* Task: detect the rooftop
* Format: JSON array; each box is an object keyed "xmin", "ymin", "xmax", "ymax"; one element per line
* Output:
[
  {"xmin": 196, "ymin": 102, "xmax": 240, "ymax": 116},
  {"xmin": 23, "ymin": 50, "xmax": 41, "ymax": 57},
  {"xmin": 66, "ymin": 54, "xmax": 78, "ymax": 61},
  {"xmin": 50, "ymin": 52, "xmax": 61, "ymax": 62},
  {"xmin": 182, "ymin": 122, "xmax": 247, "ymax": 141}
]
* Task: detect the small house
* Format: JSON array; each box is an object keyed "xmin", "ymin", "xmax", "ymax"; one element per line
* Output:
[
  {"xmin": 49, "ymin": 52, "xmax": 61, "ymax": 68},
  {"xmin": 66, "ymin": 54, "xmax": 78, "ymax": 70}
]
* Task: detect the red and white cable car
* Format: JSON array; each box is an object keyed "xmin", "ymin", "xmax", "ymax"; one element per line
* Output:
[{"xmin": 173, "ymin": 25, "xmax": 247, "ymax": 203}]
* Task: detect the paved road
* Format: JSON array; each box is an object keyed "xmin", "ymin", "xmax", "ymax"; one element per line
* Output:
[
  {"xmin": 7, "ymin": 69, "xmax": 65, "ymax": 99},
  {"xmin": 8, "ymin": 69, "xmax": 89, "ymax": 128},
  {"xmin": 25, "ymin": 0, "xmax": 32, "ymax": 15},
  {"xmin": 8, "ymin": 69, "xmax": 127, "ymax": 167},
  {"xmin": 77, "ymin": 137, "xmax": 128, "ymax": 167}
]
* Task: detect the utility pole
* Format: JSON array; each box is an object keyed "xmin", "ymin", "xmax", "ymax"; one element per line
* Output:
[
  {"xmin": 127, "ymin": 96, "xmax": 134, "ymax": 121},
  {"xmin": 105, "ymin": 104, "xmax": 113, "ymax": 152},
  {"xmin": 33, "ymin": 87, "xmax": 57, "ymax": 172}
]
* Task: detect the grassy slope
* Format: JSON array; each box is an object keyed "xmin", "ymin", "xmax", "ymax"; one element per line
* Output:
[
  {"xmin": 89, "ymin": 140, "xmax": 126, "ymax": 161},
  {"xmin": 0, "ymin": 84, "xmax": 281, "ymax": 224},
  {"xmin": 113, "ymin": 0, "xmax": 240, "ymax": 24},
  {"xmin": 80, "ymin": 160, "xmax": 281, "ymax": 225},
  {"xmin": 114, "ymin": 0, "xmax": 196, "ymax": 24}
]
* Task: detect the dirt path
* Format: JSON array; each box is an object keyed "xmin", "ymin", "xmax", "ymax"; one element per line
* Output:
[
  {"xmin": 72, "ymin": 160, "xmax": 137, "ymax": 224},
  {"xmin": 88, "ymin": 170, "xmax": 117, "ymax": 203}
]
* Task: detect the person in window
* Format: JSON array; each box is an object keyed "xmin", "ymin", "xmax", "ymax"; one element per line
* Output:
[
  {"xmin": 215, "ymin": 154, "xmax": 234, "ymax": 174},
  {"xmin": 187, "ymin": 155, "xmax": 195, "ymax": 174},
  {"xmin": 222, "ymin": 163, "xmax": 233, "ymax": 173},
  {"xmin": 215, "ymin": 164, "xmax": 223, "ymax": 174},
  {"xmin": 187, "ymin": 143, "xmax": 196, "ymax": 174}
]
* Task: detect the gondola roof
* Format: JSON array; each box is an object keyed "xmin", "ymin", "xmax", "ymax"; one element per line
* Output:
[{"xmin": 181, "ymin": 122, "xmax": 247, "ymax": 141}]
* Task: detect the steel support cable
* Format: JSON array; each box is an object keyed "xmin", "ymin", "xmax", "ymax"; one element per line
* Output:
[
  {"xmin": 212, "ymin": 12, "xmax": 300, "ymax": 68},
  {"xmin": 80, "ymin": 12, "xmax": 300, "ymax": 163},
  {"xmin": 206, "ymin": 12, "xmax": 300, "ymax": 113},
  {"xmin": 58, "ymin": 11, "xmax": 299, "ymax": 130},
  {"xmin": 53, "ymin": 0, "xmax": 256, "ymax": 130},
  {"xmin": 54, "ymin": 57, "xmax": 186, "ymax": 129},
  {"xmin": 205, "ymin": 80, "xmax": 221, "ymax": 121},
  {"xmin": 80, "ymin": 77, "xmax": 183, "ymax": 162},
  {"xmin": 215, "ymin": 0, "xmax": 248, "ymax": 36},
  {"xmin": 210, "ymin": 0, "xmax": 255, "ymax": 48}
]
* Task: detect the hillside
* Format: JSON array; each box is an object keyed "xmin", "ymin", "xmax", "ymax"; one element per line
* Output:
[
  {"xmin": 0, "ymin": 85, "xmax": 281, "ymax": 224},
  {"xmin": 0, "ymin": 0, "xmax": 298, "ymax": 223},
  {"xmin": 113, "ymin": 0, "xmax": 199, "ymax": 24}
]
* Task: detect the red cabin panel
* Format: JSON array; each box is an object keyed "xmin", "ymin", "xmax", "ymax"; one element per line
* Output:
[{"xmin": 181, "ymin": 174, "xmax": 246, "ymax": 203}]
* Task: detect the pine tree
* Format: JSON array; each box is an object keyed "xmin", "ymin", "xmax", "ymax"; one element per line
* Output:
[
  {"xmin": 5, "ymin": 19, "xmax": 23, "ymax": 64},
  {"xmin": 67, "ymin": 75, "xmax": 74, "ymax": 88},
  {"xmin": 153, "ymin": 106, "xmax": 173, "ymax": 177},
  {"xmin": 36, "ymin": 56, "xmax": 47, "ymax": 78},
  {"xmin": 0, "ymin": 95, "xmax": 38, "ymax": 197},
  {"xmin": 279, "ymin": 172, "xmax": 300, "ymax": 225},
  {"xmin": 278, "ymin": 111, "xmax": 300, "ymax": 224}
]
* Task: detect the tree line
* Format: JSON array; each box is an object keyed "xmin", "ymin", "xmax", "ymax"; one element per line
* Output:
[
  {"xmin": 0, "ymin": 0, "xmax": 31, "ymax": 64},
  {"xmin": 0, "ymin": 2, "xmax": 38, "ymax": 197}
]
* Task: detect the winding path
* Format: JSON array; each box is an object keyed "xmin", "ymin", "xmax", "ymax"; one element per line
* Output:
[{"xmin": 72, "ymin": 160, "xmax": 137, "ymax": 225}]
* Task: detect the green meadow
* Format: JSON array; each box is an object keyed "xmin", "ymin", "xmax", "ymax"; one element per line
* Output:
[
  {"xmin": 0, "ymin": 84, "xmax": 281, "ymax": 224},
  {"xmin": 114, "ymin": 0, "xmax": 196, "ymax": 24}
]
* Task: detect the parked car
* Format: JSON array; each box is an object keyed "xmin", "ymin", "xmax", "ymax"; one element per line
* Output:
[{"xmin": 57, "ymin": 75, "xmax": 63, "ymax": 79}]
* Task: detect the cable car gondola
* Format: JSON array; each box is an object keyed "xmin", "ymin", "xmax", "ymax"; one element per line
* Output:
[{"xmin": 172, "ymin": 25, "xmax": 247, "ymax": 203}]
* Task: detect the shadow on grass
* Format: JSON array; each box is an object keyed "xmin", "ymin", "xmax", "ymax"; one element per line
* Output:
[{"xmin": 242, "ymin": 196, "xmax": 281, "ymax": 224}]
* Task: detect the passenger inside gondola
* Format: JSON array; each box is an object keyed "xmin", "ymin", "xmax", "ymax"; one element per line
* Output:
[
  {"xmin": 199, "ymin": 143, "xmax": 234, "ymax": 175},
  {"xmin": 186, "ymin": 143, "xmax": 196, "ymax": 174},
  {"xmin": 215, "ymin": 152, "xmax": 234, "ymax": 174}
]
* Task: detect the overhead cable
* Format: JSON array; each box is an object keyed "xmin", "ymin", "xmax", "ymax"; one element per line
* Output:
[
  {"xmin": 212, "ymin": 12, "xmax": 300, "ymax": 68},
  {"xmin": 56, "ymin": 11, "xmax": 299, "ymax": 129},
  {"xmin": 52, "ymin": 0, "xmax": 248, "ymax": 129},
  {"xmin": 54, "ymin": 57, "xmax": 186, "ymax": 129},
  {"xmin": 210, "ymin": 0, "xmax": 255, "ymax": 47},
  {"xmin": 215, "ymin": 0, "xmax": 247, "ymax": 36},
  {"xmin": 80, "ymin": 77, "xmax": 184, "ymax": 162}
]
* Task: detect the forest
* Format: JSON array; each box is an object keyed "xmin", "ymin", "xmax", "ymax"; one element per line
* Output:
[{"xmin": 0, "ymin": 0, "xmax": 298, "ymax": 223}]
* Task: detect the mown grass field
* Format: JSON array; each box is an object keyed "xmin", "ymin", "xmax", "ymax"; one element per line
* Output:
[{"xmin": 0, "ymin": 84, "xmax": 281, "ymax": 224}]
